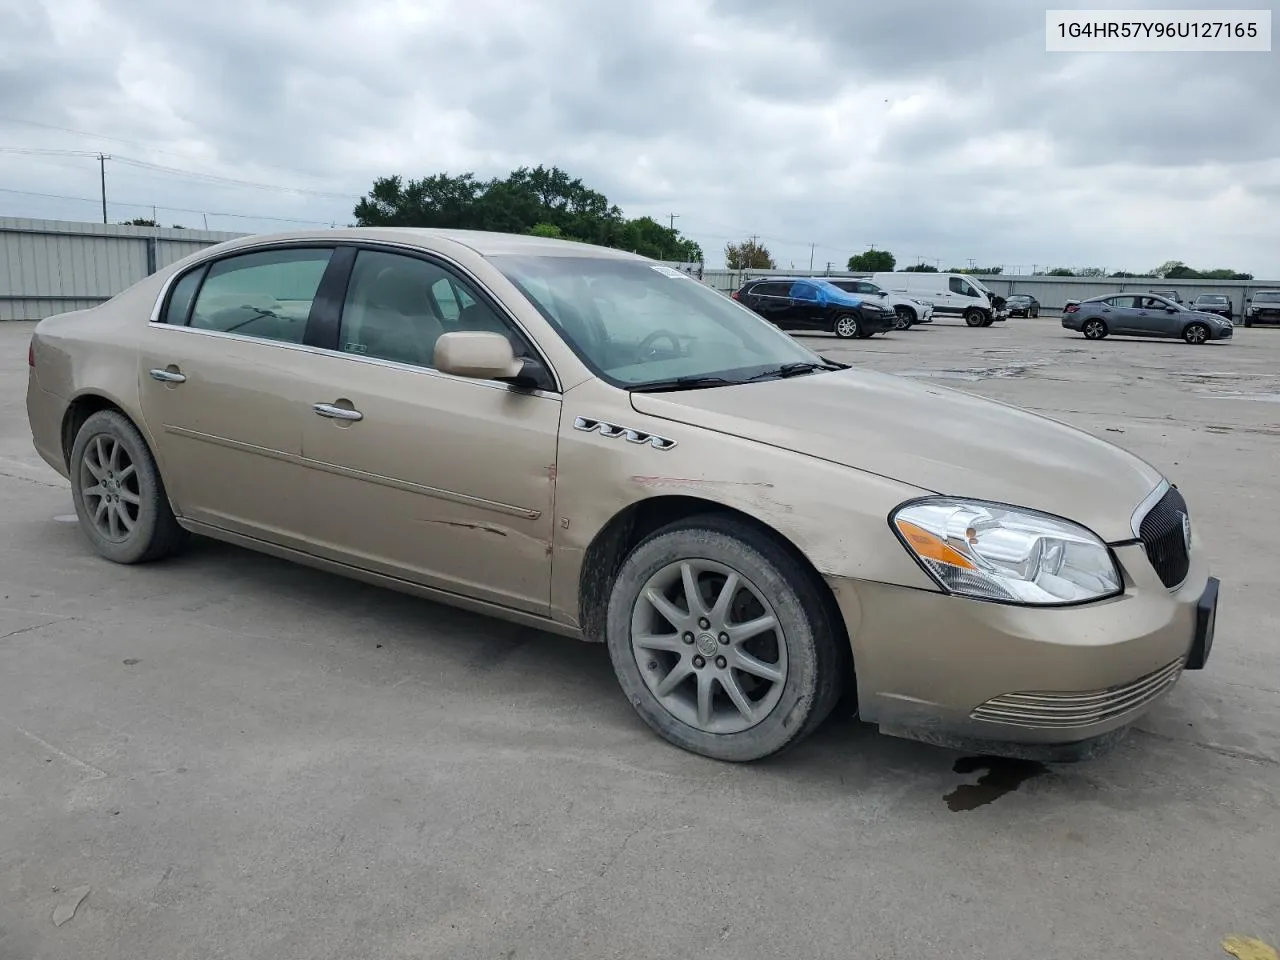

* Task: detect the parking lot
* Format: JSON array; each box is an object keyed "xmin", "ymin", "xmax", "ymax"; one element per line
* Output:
[{"xmin": 1, "ymin": 315, "xmax": 1277, "ymax": 959}]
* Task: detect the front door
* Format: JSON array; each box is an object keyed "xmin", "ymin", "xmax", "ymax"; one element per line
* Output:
[
  {"xmin": 138, "ymin": 245, "xmax": 338, "ymax": 542},
  {"xmin": 297, "ymin": 248, "xmax": 561, "ymax": 615},
  {"xmin": 788, "ymin": 281, "xmax": 827, "ymax": 330}
]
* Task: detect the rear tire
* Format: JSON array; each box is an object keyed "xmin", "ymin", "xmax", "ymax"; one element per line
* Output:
[
  {"xmin": 1184, "ymin": 322, "xmax": 1209, "ymax": 345},
  {"xmin": 70, "ymin": 410, "xmax": 188, "ymax": 564},
  {"xmin": 1082, "ymin": 319, "xmax": 1108, "ymax": 340},
  {"xmin": 605, "ymin": 517, "xmax": 845, "ymax": 762},
  {"xmin": 964, "ymin": 309, "xmax": 985, "ymax": 327},
  {"xmin": 833, "ymin": 314, "xmax": 860, "ymax": 339}
]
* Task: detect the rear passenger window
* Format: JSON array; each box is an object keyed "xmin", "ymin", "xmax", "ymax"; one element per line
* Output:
[
  {"xmin": 161, "ymin": 267, "xmax": 204, "ymax": 325},
  {"xmin": 188, "ymin": 248, "xmax": 333, "ymax": 344}
]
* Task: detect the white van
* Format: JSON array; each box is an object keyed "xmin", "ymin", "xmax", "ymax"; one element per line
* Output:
[{"xmin": 871, "ymin": 272, "xmax": 1006, "ymax": 327}]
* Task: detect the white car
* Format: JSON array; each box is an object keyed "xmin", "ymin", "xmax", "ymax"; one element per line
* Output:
[
  {"xmin": 825, "ymin": 278, "xmax": 934, "ymax": 330},
  {"xmin": 872, "ymin": 271, "xmax": 1005, "ymax": 327}
]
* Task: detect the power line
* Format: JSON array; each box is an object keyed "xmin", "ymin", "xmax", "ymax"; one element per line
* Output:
[{"xmin": 0, "ymin": 186, "xmax": 334, "ymax": 226}]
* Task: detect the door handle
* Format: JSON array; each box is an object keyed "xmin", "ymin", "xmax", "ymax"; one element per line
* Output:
[
  {"xmin": 149, "ymin": 368, "xmax": 186, "ymax": 383},
  {"xmin": 313, "ymin": 402, "xmax": 363, "ymax": 422}
]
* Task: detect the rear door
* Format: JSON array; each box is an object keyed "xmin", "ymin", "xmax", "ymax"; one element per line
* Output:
[
  {"xmin": 138, "ymin": 244, "xmax": 345, "ymax": 542},
  {"xmin": 749, "ymin": 282, "xmax": 796, "ymax": 328},
  {"xmin": 296, "ymin": 247, "xmax": 561, "ymax": 614}
]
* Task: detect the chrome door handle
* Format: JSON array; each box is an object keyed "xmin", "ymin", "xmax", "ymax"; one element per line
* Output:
[
  {"xmin": 313, "ymin": 402, "xmax": 363, "ymax": 421},
  {"xmin": 149, "ymin": 368, "xmax": 186, "ymax": 383}
]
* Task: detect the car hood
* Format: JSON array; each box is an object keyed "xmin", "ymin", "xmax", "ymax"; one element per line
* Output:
[{"xmin": 630, "ymin": 368, "xmax": 1163, "ymax": 543}]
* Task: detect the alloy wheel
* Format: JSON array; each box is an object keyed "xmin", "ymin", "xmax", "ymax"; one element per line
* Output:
[{"xmin": 78, "ymin": 434, "xmax": 141, "ymax": 542}]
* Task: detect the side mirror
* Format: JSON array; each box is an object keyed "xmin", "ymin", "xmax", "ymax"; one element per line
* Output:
[{"xmin": 434, "ymin": 331, "xmax": 524, "ymax": 381}]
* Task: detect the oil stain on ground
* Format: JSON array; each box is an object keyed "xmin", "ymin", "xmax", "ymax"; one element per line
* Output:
[{"xmin": 944, "ymin": 756, "xmax": 1048, "ymax": 811}]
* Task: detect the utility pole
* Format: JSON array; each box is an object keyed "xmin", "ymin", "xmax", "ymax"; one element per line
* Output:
[
  {"xmin": 98, "ymin": 154, "xmax": 109, "ymax": 224},
  {"xmin": 967, "ymin": 257, "xmax": 977, "ymax": 271},
  {"xmin": 668, "ymin": 213, "xmax": 679, "ymax": 231},
  {"xmin": 809, "ymin": 243, "xmax": 815, "ymax": 272}
]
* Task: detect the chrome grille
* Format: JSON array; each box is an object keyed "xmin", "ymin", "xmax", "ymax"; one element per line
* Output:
[
  {"xmin": 1138, "ymin": 485, "xmax": 1191, "ymax": 588},
  {"xmin": 971, "ymin": 658, "xmax": 1184, "ymax": 728}
]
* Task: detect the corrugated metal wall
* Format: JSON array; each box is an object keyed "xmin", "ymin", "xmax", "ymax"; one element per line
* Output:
[{"xmin": 0, "ymin": 218, "xmax": 244, "ymax": 321}]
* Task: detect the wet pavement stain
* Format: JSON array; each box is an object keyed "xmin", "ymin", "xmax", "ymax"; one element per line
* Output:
[{"xmin": 944, "ymin": 756, "xmax": 1048, "ymax": 811}]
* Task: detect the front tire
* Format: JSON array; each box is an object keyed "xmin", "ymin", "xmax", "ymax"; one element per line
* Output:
[
  {"xmin": 605, "ymin": 517, "xmax": 845, "ymax": 762},
  {"xmin": 1082, "ymin": 319, "xmax": 1108, "ymax": 340},
  {"xmin": 833, "ymin": 314, "xmax": 860, "ymax": 339},
  {"xmin": 70, "ymin": 410, "xmax": 188, "ymax": 564},
  {"xmin": 1184, "ymin": 322, "xmax": 1209, "ymax": 345},
  {"xmin": 964, "ymin": 309, "xmax": 985, "ymax": 327},
  {"xmin": 893, "ymin": 306, "xmax": 915, "ymax": 330}
]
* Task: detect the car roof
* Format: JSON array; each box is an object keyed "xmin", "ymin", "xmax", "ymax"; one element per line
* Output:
[{"xmin": 194, "ymin": 226, "xmax": 649, "ymax": 261}]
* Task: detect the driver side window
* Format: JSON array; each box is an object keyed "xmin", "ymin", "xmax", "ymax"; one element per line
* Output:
[
  {"xmin": 790, "ymin": 281, "xmax": 820, "ymax": 302},
  {"xmin": 949, "ymin": 277, "xmax": 976, "ymax": 297}
]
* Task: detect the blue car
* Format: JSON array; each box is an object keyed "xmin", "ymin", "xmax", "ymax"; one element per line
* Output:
[{"xmin": 733, "ymin": 277, "xmax": 898, "ymax": 338}]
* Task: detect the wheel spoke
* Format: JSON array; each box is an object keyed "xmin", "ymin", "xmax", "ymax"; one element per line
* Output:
[
  {"xmin": 93, "ymin": 437, "xmax": 109, "ymax": 473},
  {"xmin": 721, "ymin": 671, "xmax": 758, "ymax": 721},
  {"xmin": 118, "ymin": 490, "xmax": 140, "ymax": 506},
  {"xmin": 680, "ymin": 562, "xmax": 705, "ymax": 617},
  {"xmin": 727, "ymin": 614, "xmax": 776, "ymax": 644},
  {"xmin": 84, "ymin": 446, "xmax": 106, "ymax": 481},
  {"xmin": 116, "ymin": 503, "xmax": 136, "ymax": 532},
  {"xmin": 654, "ymin": 661, "xmax": 694, "ymax": 697},
  {"xmin": 696, "ymin": 672, "xmax": 715, "ymax": 727},
  {"xmin": 92, "ymin": 499, "xmax": 109, "ymax": 525},
  {"xmin": 644, "ymin": 588, "xmax": 688, "ymax": 630},
  {"xmin": 107, "ymin": 439, "xmax": 122, "ymax": 473},
  {"xmin": 732, "ymin": 648, "xmax": 784, "ymax": 684},
  {"xmin": 116, "ymin": 463, "xmax": 136, "ymax": 483},
  {"xmin": 633, "ymin": 632, "xmax": 686, "ymax": 654},
  {"xmin": 107, "ymin": 504, "xmax": 121, "ymax": 539},
  {"xmin": 82, "ymin": 484, "xmax": 105, "ymax": 499},
  {"xmin": 709, "ymin": 572, "xmax": 739, "ymax": 625}
]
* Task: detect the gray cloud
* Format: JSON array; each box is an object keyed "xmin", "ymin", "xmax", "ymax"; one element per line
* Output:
[{"xmin": 0, "ymin": 0, "xmax": 1276, "ymax": 276}]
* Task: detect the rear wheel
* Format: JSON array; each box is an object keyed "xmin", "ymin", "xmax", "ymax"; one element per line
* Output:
[
  {"xmin": 1031, "ymin": 306, "xmax": 1040, "ymax": 318},
  {"xmin": 1082, "ymin": 319, "xmax": 1108, "ymax": 340},
  {"xmin": 1244, "ymin": 316, "xmax": 1253, "ymax": 328},
  {"xmin": 70, "ymin": 410, "xmax": 188, "ymax": 564},
  {"xmin": 1184, "ymin": 322, "xmax": 1209, "ymax": 345},
  {"xmin": 605, "ymin": 517, "xmax": 845, "ymax": 762},
  {"xmin": 833, "ymin": 314, "xmax": 860, "ymax": 339},
  {"xmin": 964, "ymin": 309, "xmax": 985, "ymax": 327}
]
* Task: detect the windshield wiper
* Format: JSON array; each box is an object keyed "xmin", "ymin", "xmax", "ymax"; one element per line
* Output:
[
  {"xmin": 744, "ymin": 361, "xmax": 840, "ymax": 381},
  {"xmin": 628, "ymin": 375, "xmax": 742, "ymax": 393}
]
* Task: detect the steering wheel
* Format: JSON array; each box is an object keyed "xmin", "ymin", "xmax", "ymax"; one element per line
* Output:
[{"xmin": 637, "ymin": 329, "xmax": 684, "ymax": 358}]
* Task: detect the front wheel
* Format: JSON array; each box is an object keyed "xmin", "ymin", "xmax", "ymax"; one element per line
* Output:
[
  {"xmin": 833, "ymin": 314, "xmax": 860, "ymax": 339},
  {"xmin": 1184, "ymin": 322, "xmax": 1209, "ymax": 344},
  {"xmin": 70, "ymin": 410, "xmax": 188, "ymax": 564},
  {"xmin": 893, "ymin": 306, "xmax": 915, "ymax": 330},
  {"xmin": 964, "ymin": 309, "xmax": 985, "ymax": 327},
  {"xmin": 1031, "ymin": 307, "xmax": 1040, "ymax": 318},
  {"xmin": 605, "ymin": 518, "xmax": 845, "ymax": 762}
]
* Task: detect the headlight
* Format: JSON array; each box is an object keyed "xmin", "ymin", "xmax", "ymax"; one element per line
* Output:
[{"xmin": 891, "ymin": 498, "xmax": 1122, "ymax": 605}]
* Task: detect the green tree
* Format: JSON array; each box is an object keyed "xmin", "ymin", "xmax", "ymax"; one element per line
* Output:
[
  {"xmin": 903, "ymin": 263, "xmax": 938, "ymax": 272},
  {"xmin": 353, "ymin": 165, "xmax": 700, "ymax": 262},
  {"xmin": 846, "ymin": 247, "xmax": 895, "ymax": 272},
  {"xmin": 1045, "ymin": 267, "xmax": 1075, "ymax": 276},
  {"xmin": 121, "ymin": 217, "xmax": 159, "ymax": 226},
  {"xmin": 725, "ymin": 238, "xmax": 775, "ymax": 270}
]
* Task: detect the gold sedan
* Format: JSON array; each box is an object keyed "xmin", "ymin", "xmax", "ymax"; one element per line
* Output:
[{"xmin": 25, "ymin": 229, "xmax": 1219, "ymax": 761}]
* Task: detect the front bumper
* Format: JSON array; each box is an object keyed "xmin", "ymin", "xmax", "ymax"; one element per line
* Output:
[
  {"xmin": 826, "ymin": 539, "xmax": 1213, "ymax": 750},
  {"xmin": 861, "ymin": 311, "xmax": 897, "ymax": 334}
]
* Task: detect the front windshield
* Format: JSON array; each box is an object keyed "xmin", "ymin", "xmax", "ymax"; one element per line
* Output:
[
  {"xmin": 1255, "ymin": 292, "xmax": 1280, "ymax": 303},
  {"xmin": 1197, "ymin": 296, "xmax": 1227, "ymax": 304},
  {"xmin": 490, "ymin": 255, "xmax": 827, "ymax": 387}
]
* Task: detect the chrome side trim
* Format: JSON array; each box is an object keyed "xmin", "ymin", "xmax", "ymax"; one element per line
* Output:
[
  {"xmin": 573, "ymin": 416, "xmax": 677, "ymax": 451},
  {"xmin": 161, "ymin": 425, "xmax": 541, "ymax": 520},
  {"xmin": 144, "ymin": 324, "xmax": 561, "ymax": 401},
  {"xmin": 1129, "ymin": 477, "xmax": 1171, "ymax": 540}
]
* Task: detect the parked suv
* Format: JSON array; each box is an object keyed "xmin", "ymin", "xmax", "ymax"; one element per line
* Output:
[
  {"xmin": 733, "ymin": 277, "xmax": 897, "ymax": 338},
  {"xmin": 822, "ymin": 278, "xmax": 934, "ymax": 329},
  {"xmin": 1244, "ymin": 291, "xmax": 1280, "ymax": 327},
  {"xmin": 1189, "ymin": 294, "xmax": 1232, "ymax": 320}
]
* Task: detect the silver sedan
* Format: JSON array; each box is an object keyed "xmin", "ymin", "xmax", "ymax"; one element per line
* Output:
[{"xmin": 1062, "ymin": 293, "xmax": 1234, "ymax": 344}]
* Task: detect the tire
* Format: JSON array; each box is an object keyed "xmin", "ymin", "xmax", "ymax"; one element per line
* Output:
[
  {"xmin": 1244, "ymin": 316, "xmax": 1252, "ymax": 328},
  {"xmin": 1031, "ymin": 307, "xmax": 1039, "ymax": 318},
  {"xmin": 70, "ymin": 409, "xmax": 188, "ymax": 564},
  {"xmin": 1082, "ymin": 318, "xmax": 1108, "ymax": 340},
  {"xmin": 964, "ymin": 309, "xmax": 985, "ymax": 327},
  {"xmin": 833, "ymin": 314, "xmax": 860, "ymax": 339},
  {"xmin": 605, "ymin": 516, "xmax": 845, "ymax": 762},
  {"xmin": 1183, "ymin": 322, "xmax": 1210, "ymax": 345},
  {"xmin": 893, "ymin": 306, "xmax": 915, "ymax": 330}
]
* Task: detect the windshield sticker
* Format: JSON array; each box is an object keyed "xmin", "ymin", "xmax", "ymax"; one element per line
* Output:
[{"xmin": 651, "ymin": 265, "xmax": 693, "ymax": 280}]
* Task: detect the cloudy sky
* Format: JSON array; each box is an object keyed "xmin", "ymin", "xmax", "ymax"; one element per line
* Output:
[{"xmin": 2, "ymin": 0, "xmax": 1277, "ymax": 275}]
